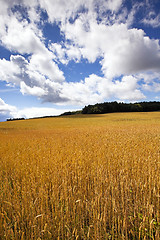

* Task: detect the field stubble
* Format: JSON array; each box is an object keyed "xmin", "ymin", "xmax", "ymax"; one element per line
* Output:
[{"xmin": 0, "ymin": 112, "xmax": 160, "ymax": 239}]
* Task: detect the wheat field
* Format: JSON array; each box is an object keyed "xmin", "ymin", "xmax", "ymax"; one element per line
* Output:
[{"xmin": 0, "ymin": 112, "xmax": 160, "ymax": 239}]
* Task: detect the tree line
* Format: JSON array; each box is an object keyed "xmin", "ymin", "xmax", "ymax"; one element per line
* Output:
[
  {"xmin": 7, "ymin": 118, "xmax": 25, "ymax": 121},
  {"xmin": 82, "ymin": 101, "xmax": 160, "ymax": 114},
  {"xmin": 6, "ymin": 101, "xmax": 160, "ymax": 121}
]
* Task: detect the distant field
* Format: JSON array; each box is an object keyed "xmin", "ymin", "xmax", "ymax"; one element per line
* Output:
[{"xmin": 0, "ymin": 112, "xmax": 160, "ymax": 239}]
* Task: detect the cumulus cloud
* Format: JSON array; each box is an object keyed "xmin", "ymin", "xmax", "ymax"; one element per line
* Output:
[
  {"xmin": 0, "ymin": 0, "xmax": 160, "ymax": 111},
  {"xmin": 1, "ymin": 51, "xmax": 146, "ymax": 106},
  {"xmin": 0, "ymin": 98, "xmax": 17, "ymax": 118},
  {"xmin": 0, "ymin": 0, "xmax": 65, "ymax": 84},
  {"xmin": 0, "ymin": 97, "xmax": 75, "ymax": 121},
  {"xmin": 137, "ymin": 72, "xmax": 160, "ymax": 93},
  {"xmin": 61, "ymin": 78, "xmax": 102, "ymax": 105},
  {"xmin": 28, "ymin": 52, "xmax": 65, "ymax": 82},
  {"xmin": 1, "ymin": 18, "xmax": 42, "ymax": 54},
  {"xmin": 0, "ymin": 56, "xmax": 21, "ymax": 85},
  {"xmin": 0, "ymin": 54, "xmax": 64, "ymax": 98},
  {"xmin": 62, "ymin": 17, "xmax": 160, "ymax": 78},
  {"xmin": 0, "ymin": 2, "xmax": 43, "ymax": 55},
  {"xmin": 111, "ymin": 76, "xmax": 145, "ymax": 101},
  {"xmin": 61, "ymin": 16, "xmax": 102, "ymax": 63},
  {"xmin": 39, "ymin": 0, "xmax": 90, "ymax": 23},
  {"xmin": 60, "ymin": 74, "xmax": 145, "ymax": 104},
  {"xmin": 0, "ymin": 98, "xmax": 75, "ymax": 121},
  {"xmin": 102, "ymin": 28, "xmax": 160, "ymax": 78},
  {"xmin": 105, "ymin": 0, "xmax": 123, "ymax": 12},
  {"xmin": 142, "ymin": 11, "xmax": 160, "ymax": 28},
  {"xmin": 12, "ymin": 106, "xmax": 72, "ymax": 119},
  {"xmin": 49, "ymin": 42, "xmax": 81, "ymax": 64},
  {"xmin": 20, "ymin": 81, "xmax": 47, "ymax": 97},
  {"xmin": 39, "ymin": 0, "xmax": 125, "ymax": 25}
]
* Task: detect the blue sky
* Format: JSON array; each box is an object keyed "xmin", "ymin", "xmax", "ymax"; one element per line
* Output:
[{"xmin": 0, "ymin": 0, "xmax": 160, "ymax": 121}]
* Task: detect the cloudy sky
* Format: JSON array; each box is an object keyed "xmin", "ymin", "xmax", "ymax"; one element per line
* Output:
[{"xmin": 0, "ymin": 0, "xmax": 160, "ymax": 121}]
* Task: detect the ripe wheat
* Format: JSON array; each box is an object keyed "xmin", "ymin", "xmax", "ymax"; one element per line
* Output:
[{"xmin": 0, "ymin": 112, "xmax": 160, "ymax": 239}]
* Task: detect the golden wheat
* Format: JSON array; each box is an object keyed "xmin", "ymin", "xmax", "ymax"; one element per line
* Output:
[{"xmin": 0, "ymin": 112, "xmax": 160, "ymax": 239}]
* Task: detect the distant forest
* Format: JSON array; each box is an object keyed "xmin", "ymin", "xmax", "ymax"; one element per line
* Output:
[
  {"xmin": 81, "ymin": 101, "xmax": 160, "ymax": 114},
  {"xmin": 6, "ymin": 101, "xmax": 160, "ymax": 121}
]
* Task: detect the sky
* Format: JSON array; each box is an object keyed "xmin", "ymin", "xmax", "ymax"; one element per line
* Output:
[{"xmin": 0, "ymin": 0, "xmax": 160, "ymax": 121}]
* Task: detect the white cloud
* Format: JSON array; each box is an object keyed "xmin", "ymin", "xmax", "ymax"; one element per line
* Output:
[
  {"xmin": 28, "ymin": 52, "xmax": 65, "ymax": 82},
  {"xmin": 49, "ymin": 43, "xmax": 67, "ymax": 64},
  {"xmin": 101, "ymin": 28, "xmax": 160, "ymax": 78},
  {"xmin": 153, "ymin": 82, "xmax": 160, "ymax": 93},
  {"xmin": 12, "ymin": 107, "xmax": 72, "ymax": 119},
  {"xmin": 60, "ymin": 74, "xmax": 145, "ymax": 104},
  {"xmin": 142, "ymin": 11, "xmax": 160, "ymax": 28},
  {"xmin": 0, "ymin": 56, "xmax": 147, "ymax": 106},
  {"xmin": 137, "ymin": 72, "xmax": 160, "ymax": 84},
  {"xmin": 66, "ymin": 44, "xmax": 81, "ymax": 62},
  {"xmin": 0, "ymin": 12, "xmax": 43, "ymax": 55},
  {"xmin": 0, "ymin": 97, "xmax": 75, "ymax": 120},
  {"xmin": 39, "ymin": 0, "xmax": 88, "ymax": 23},
  {"xmin": 0, "ymin": 0, "xmax": 159, "ymax": 110},
  {"xmin": 0, "ymin": 97, "xmax": 17, "ymax": 117},
  {"xmin": 61, "ymin": 75, "xmax": 104, "ymax": 105},
  {"xmin": 137, "ymin": 72, "xmax": 160, "ymax": 93},
  {"xmin": 62, "ymin": 17, "xmax": 160, "ymax": 78},
  {"xmin": 61, "ymin": 16, "xmax": 103, "ymax": 63},
  {"xmin": 0, "ymin": 55, "xmax": 23, "ymax": 85},
  {"xmin": 0, "ymin": 0, "xmax": 65, "ymax": 85},
  {"xmin": 111, "ymin": 76, "xmax": 145, "ymax": 101},
  {"xmin": 20, "ymin": 81, "xmax": 47, "ymax": 97},
  {"xmin": 49, "ymin": 42, "xmax": 81, "ymax": 64},
  {"xmin": 106, "ymin": 0, "xmax": 123, "ymax": 12},
  {"xmin": 0, "ymin": 5, "xmax": 65, "ymax": 83},
  {"xmin": 39, "ymin": 0, "xmax": 125, "ymax": 25},
  {"xmin": 0, "ymin": 54, "xmax": 65, "ymax": 102}
]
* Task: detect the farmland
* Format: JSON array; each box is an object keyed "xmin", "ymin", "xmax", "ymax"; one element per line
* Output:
[{"xmin": 0, "ymin": 112, "xmax": 160, "ymax": 239}]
